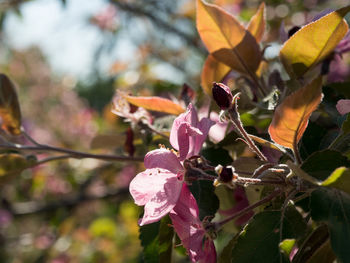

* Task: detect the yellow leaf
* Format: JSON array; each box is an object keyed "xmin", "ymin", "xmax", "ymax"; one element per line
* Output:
[
  {"xmin": 125, "ymin": 96, "xmax": 185, "ymax": 115},
  {"xmin": 280, "ymin": 6, "xmax": 350, "ymax": 78},
  {"xmin": 321, "ymin": 167, "xmax": 350, "ymax": 194},
  {"xmin": 196, "ymin": 0, "xmax": 261, "ymax": 75},
  {"xmin": 201, "ymin": 54, "xmax": 231, "ymax": 95},
  {"xmin": 0, "ymin": 74, "xmax": 22, "ymax": 135},
  {"xmin": 247, "ymin": 2, "xmax": 266, "ymax": 43},
  {"xmin": 268, "ymin": 77, "xmax": 323, "ymax": 150}
]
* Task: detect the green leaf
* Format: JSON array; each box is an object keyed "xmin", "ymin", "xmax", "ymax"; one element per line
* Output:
[
  {"xmin": 139, "ymin": 216, "xmax": 173, "ymax": 263},
  {"xmin": 329, "ymin": 114, "xmax": 350, "ymax": 154},
  {"xmin": 139, "ymin": 221, "xmax": 160, "ymax": 263},
  {"xmin": 158, "ymin": 216, "xmax": 173, "ymax": 263},
  {"xmin": 280, "ymin": 6, "xmax": 350, "ymax": 78},
  {"xmin": 301, "ymin": 149, "xmax": 350, "ymax": 181},
  {"xmin": 201, "ymin": 147, "xmax": 233, "ymax": 166},
  {"xmin": 189, "ymin": 180, "xmax": 219, "ymax": 220},
  {"xmin": 310, "ymin": 188, "xmax": 350, "ymax": 262},
  {"xmin": 292, "ymin": 224, "xmax": 335, "ymax": 263},
  {"xmin": 0, "ymin": 74, "xmax": 22, "ymax": 135},
  {"xmin": 230, "ymin": 207, "xmax": 307, "ymax": 263},
  {"xmin": 279, "ymin": 239, "xmax": 295, "ymax": 257}
]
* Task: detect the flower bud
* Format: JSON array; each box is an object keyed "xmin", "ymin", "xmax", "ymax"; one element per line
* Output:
[
  {"xmin": 212, "ymin": 82, "xmax": 233, "ymax": 110},
  {"xmin": 214, "ymin": 165, "xmax": 237, "ymax": 187}
]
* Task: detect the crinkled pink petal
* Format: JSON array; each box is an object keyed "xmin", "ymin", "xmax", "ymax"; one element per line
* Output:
[
  {"xmin": 144, "ymin": 148, "xmax": 183, "ymax": 174},
  {"xmin": 177, "ymin": 122, "xmax": 203, "ymax": 161},
  {"xmin": 193, "ymin": 118, "xmax": 215, "ymax": 155},
  {"xmin": 170, "ymin": 184, "xmax": 216, "ymax": 263},
  {"xmin": 139, "ymin": 177, "xmax": 183, "ymax": 226},
  {"xmin": 170, "ymin": 103, "xmax": 199, "ymax": 151},
  {"xmin": 336, "ymin": 99, "xmax": 350, "ymax": 115}
]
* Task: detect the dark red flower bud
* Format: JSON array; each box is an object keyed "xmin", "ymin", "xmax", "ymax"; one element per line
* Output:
[
  {"xmin": 215, "ymin": 165, "xmax": 236, "ymax": 183},
  {"xmin": 212, "ymin": 82, "xmax": 233, "ymax": 110}
]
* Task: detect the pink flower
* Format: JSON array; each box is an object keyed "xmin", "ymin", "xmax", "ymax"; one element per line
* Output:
[
  {"xmin": 336, "ymin": 99, "xmax": 350, "ymax": 115},
  {"xmin": 129, "ymin": 148, "xmax": 184, "ymax": 226},
  {"xmin": 170, "ymin": 184, "xmax": 216, "ymax": 263},
  {"xmin": 209, "ymin": 111, "xmax": 231, "ymax": 143},
  {"xmin": 170, "ymin": 104, "xmax": 214, "ymax": 161},
  {"xmin": 111, "ymin": 90, "xmax": 152, "ymax": 125}
]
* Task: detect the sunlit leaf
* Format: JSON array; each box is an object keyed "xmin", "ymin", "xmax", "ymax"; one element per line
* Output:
[
  {"xmin": 196, "ymin": 0, "xmax": 261, "ymax": 75},
  {"xmin": 249, "ymin": 134, "xmax": 286, "ymax": 153},
  {"xmin": 201, "ymin": 54, "xmax": 231, "ymax": 95},
  {"xmin": 0, "ymin": 74, "xmax": 22, "ymax": 135},
  {"xmin": 280, "ymin": 6, "xmax": 350, "ymax": 78},
  {"xmin": 125, "ymin": 96, "xmax": 185, "ymax": 115},
  {"xmin": 247, "ymin": 2, "xmax": 266, "ymax": 43},
  {"xmin": 268, "ymin": 77, "xmax": 323, "ymax": 150},
  {"xmin": 321, "ymin": 167, "xmax": 350, "ymax": 195},
  {"xmin": 301, "ymin": 149, "xmax": 350, "ymax": 181}
]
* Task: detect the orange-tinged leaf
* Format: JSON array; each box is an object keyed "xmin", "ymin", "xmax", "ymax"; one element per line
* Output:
[
  {"xmin": 196, "ymin": 0, "xmax": 261, "ymax": 75},
  {"xmin": 0, "ymin": 74, "xmax": 22, "ymax": 135},
  {"xmin": 280, "ymin": 6, "xmax": 350, "ymax": 78},
  {"xmin": 247, "ymin": 2, "xmax": 266, "ymax": 43},
  {"xmin": 125, "ymin": 96, "xmax": 185, "ymax": 115},
  {"xmin": 268, "ymin": 77, "xmax": 323, "ymax": 150},
  {"xmin": 201, "ymin": 54, "xmax": 231, "ymax": 95}
]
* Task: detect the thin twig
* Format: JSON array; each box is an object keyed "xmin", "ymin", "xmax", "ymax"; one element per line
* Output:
[
  {"xmin": 215, "ymin": 189, "xmax": 282, "ymax": 228},
  {"xmin": 0, "ymin": 143, "xmax": 144, "ymax": 162}
]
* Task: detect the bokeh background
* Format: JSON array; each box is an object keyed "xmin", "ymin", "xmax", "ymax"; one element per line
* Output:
[{"xmin": 0, "ymin": 0, "xmax": 349, "ymax": 262}]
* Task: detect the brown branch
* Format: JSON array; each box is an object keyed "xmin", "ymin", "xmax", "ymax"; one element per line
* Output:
[{"xmin": 11, "ymin": 187, "xmax": 129, "ymax": 216}]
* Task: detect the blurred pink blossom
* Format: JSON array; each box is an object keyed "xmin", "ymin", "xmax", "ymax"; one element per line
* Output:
[
  {"xmin": 336, "ymin": 99, "xmax": 350, "ymax": 115},
  {"xmin": 91, "ymin": 5, "xmax": 118, "ymax": 32},
  {"xmin": 112, "ymin": 90, "xmax": 152, "ymax": 126}
]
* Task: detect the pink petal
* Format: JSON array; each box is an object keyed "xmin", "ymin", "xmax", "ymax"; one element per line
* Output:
[
  {"xmin": 170, "ymin": 103, "xmax": 199, "ymax": 150},
  {"xmin": 139, "ymin": 177, "xmax": 183, "ymax": 226},
  {"xmin": 170, "ymin": 185, "xmax": 217, "ymax": 263},
  {"xmin": 177, "ymin": 123, "xmax": 203, "ymax": 161},
  {"xmin": 336, "ymin": 99, "xmax": 350, "ymax": 115},
  {"xmin": 193, "ymin": 117, "xmax": 215, "ymax": 155},
  {"xmin": 129, "ymin": 168, "xmax": 175, "ymax": 206},
  {"xmin": 199, "ymin": 240, "xmax": 217, "ymax": 263},
  {"xmin": 144, "ymin": 148, "xmax": 183, "ymax": 174},
  {"xmin": 209, "ymin": 112, "xmax": 229, "ymax": 143}
]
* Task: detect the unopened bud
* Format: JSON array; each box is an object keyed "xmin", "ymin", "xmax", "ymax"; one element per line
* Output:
[
  {"xmin": 214, "ymin": 165, "xmax": 237, "ymax": 187},
  {"xmin": 212, "ymin": 82, "xmax": 233, "ymax": 110}
]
